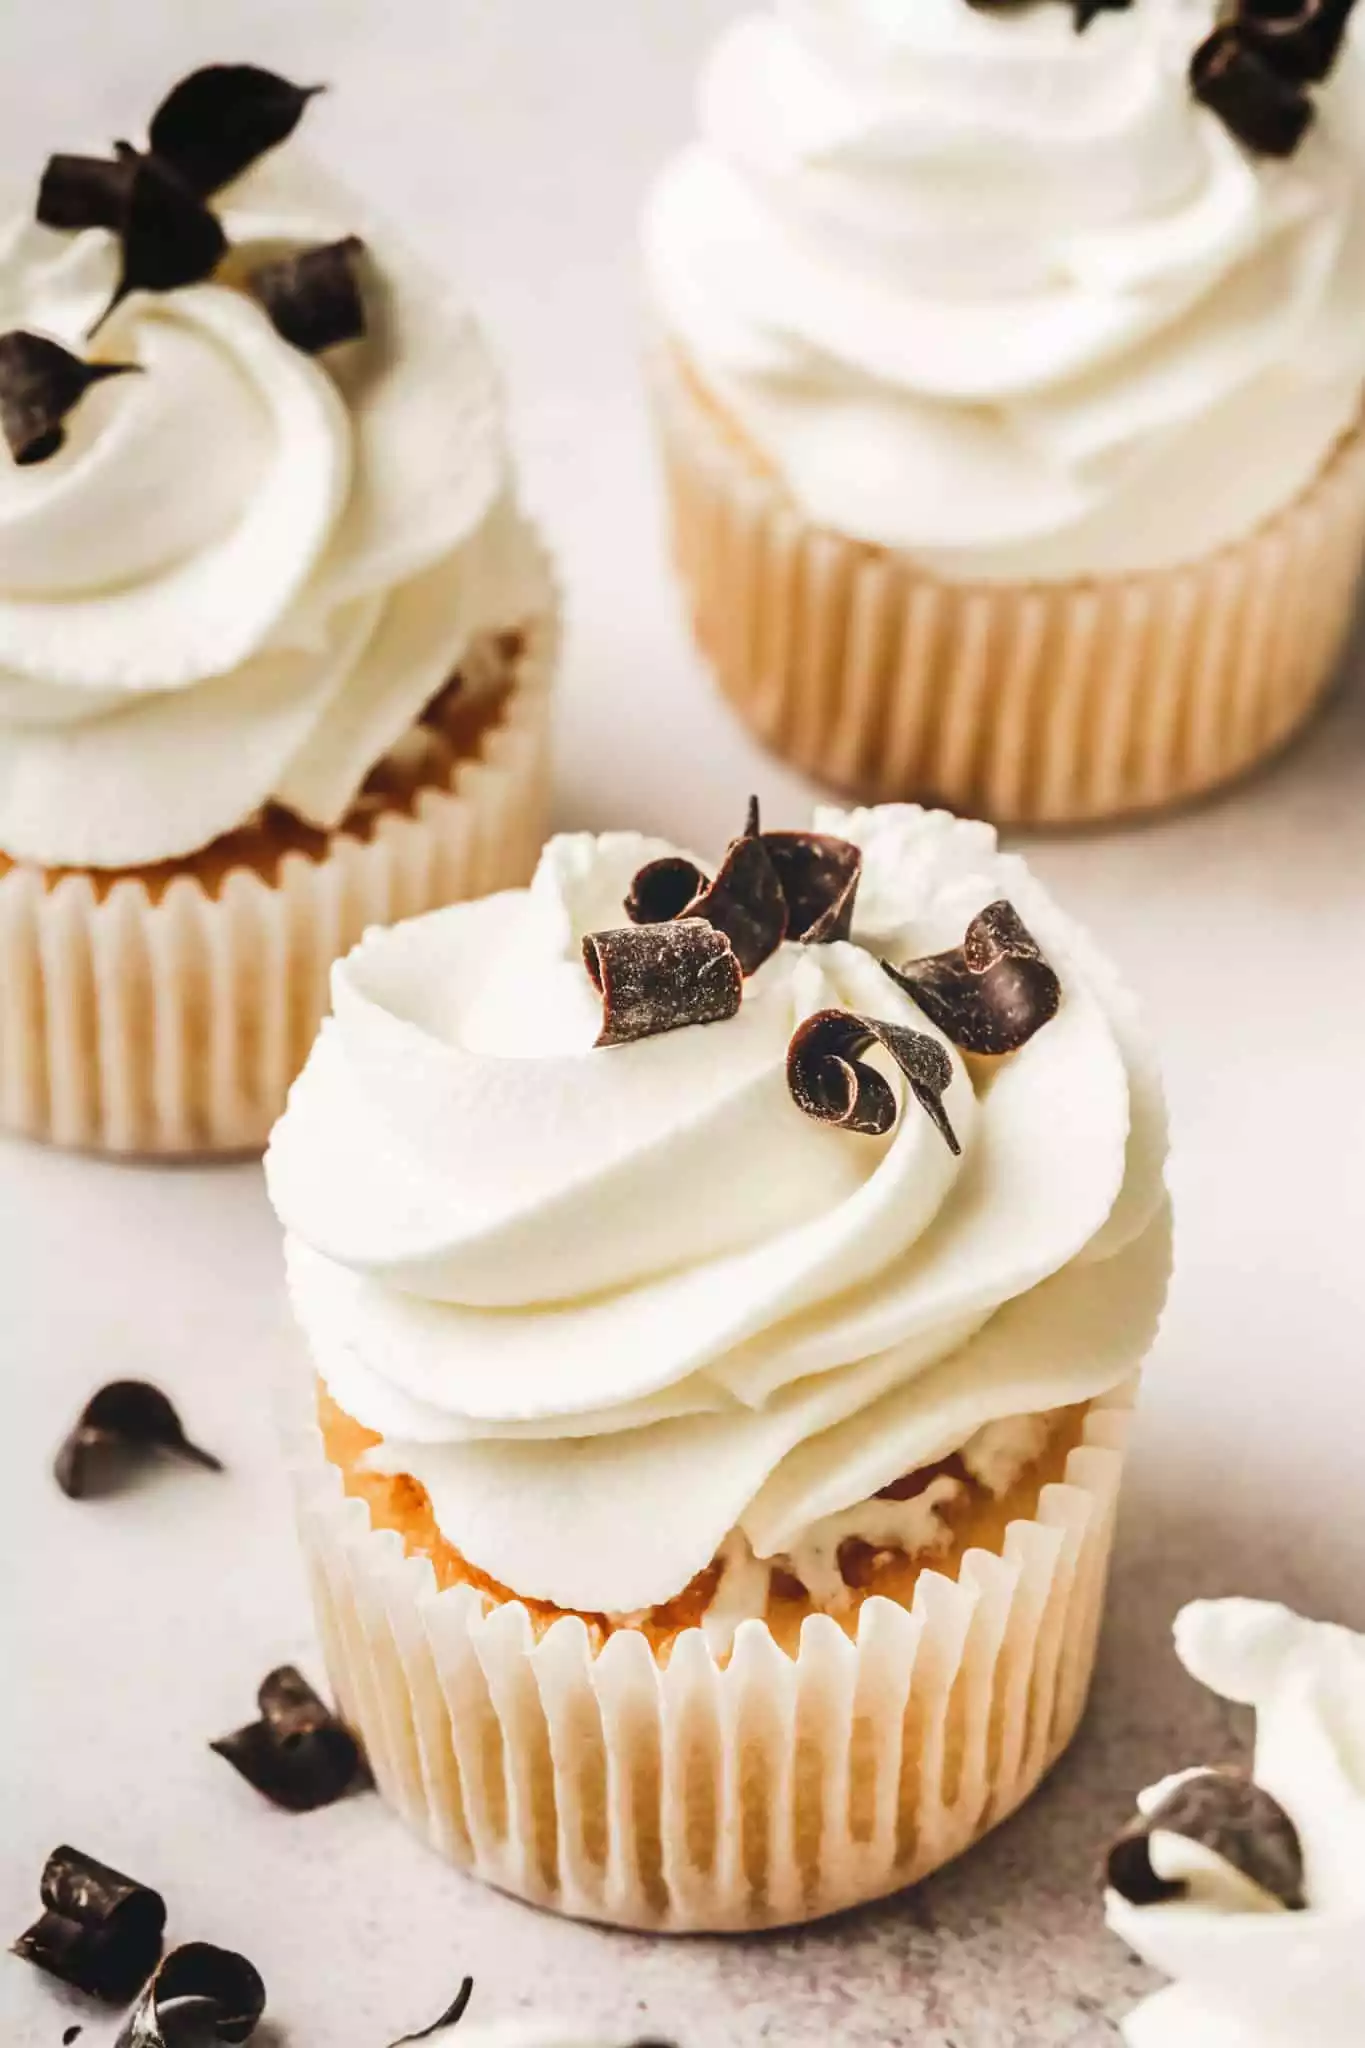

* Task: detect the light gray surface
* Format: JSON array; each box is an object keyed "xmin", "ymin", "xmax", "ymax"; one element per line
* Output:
[{"xmin": 3, "ymin": 6, "xmax": 1365, "ymax": 2044}]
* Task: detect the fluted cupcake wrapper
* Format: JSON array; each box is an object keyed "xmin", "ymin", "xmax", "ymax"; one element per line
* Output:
[
  {"xmin": 0, "ymin": 606, "xmax": 556, "ymax": 1158},
  {"xmin": 651, "ymin": 345, "xmax": 1365, "ymax": 826},
  {"xmin": 282, "ymin": 1374, "xmax": 1137, "ymax": 1934}
]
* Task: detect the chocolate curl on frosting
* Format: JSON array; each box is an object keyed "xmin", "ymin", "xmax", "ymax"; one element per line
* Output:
[
  {"xmin": 0, "ymin": 331, "xmax": 140, "ymax": 466},
  {"xmin": 386, "ymin": 1979, "xmax": 475, "ymax": 2045},
  {"xmin": 968, "ymin": 0, "xmax": 1132, "ymax": 30},
  {"xmin": 97, "ymin": 149, "xmax": 229, "ymax": 327},
  {"xmin": 211, "ymin": 1666, "xmax": 369, "ymax": 1812},
  {"xmin": 114, "ymin": 1943, "xmax": 266, "ymax": 2048},
  {"xmin": 1107, "ymin": 1767, "xmax": 1307, "ymax": 1911},
  {"xmin": 585, "ymin": 921, "xmax": 743, "ymax": 1047},
  {"xmin": 883, "ymin": 900, "xmax": 1061, "ymax": 1058},
  {"xmin": 147, "ymin": 66, "xmax": 324, "ymax": 198},
  {"xmin": 247, "ymin": 236, "xmax": 368, "ymax": 355},
  {"xmin": 1236, "ymin": 0, "xmax": 1360, "ymax": 83},
  {"xmin": 37, "ymin": 153, "xmax": 137, "ymax": 232},
  {"xmin": 12, "ymin": 1847, "xmax": 166, "ymax": 2003},
  {"xmin": 787, "ymin": 1010, "xmax": 960, "ymax": 1154},
  {"xmin": 1191, "ymin": 23, "xmax": 1315, "ymax": 154},
  {"xmin": 624, "ymin": 855, "xmax": 708, "ymax": 926},
  {"xmin": 54, "ymin": 1380, "xmax": 222, "ymax": 1499}
]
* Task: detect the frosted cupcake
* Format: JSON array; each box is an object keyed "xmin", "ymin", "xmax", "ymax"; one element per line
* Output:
[
  {"xmin": 1106, "ymin": 1600, "xmax": 1365, "ymax": 2047},
  {"xmin": 0, "ymin": 65, "xmax": 557, "ymax": 1155},
  {"xmin": 644, "ymin": 0, "xmax": 1365, "ymax": 824},
  {"xmin": 269, "ymin": 798, "xmax": 1170, "ymax": 1931}
]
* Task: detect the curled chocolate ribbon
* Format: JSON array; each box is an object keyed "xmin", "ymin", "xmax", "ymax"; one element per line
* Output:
[
  {"xmin": 1191, "ymin": 0, "xmax": 1359, "ymax": 154},
  {"xmin": 0, "ymin": 330, "xmax": 139, "ymax": 466},
  {"xmin": 585, "ymin": 921, "xmax": 744, "ymax": 1047},
  {"xmin": 11, "ymin": 1846, "xmax": 166, "ymax": 2003},
  {"xmin": 211, "ymin": 1666, "xmax": 370, "ymax": 1812},
  {"xmin": 787, "ymin": 1010, "xmax": 960, "ymax": 1154},
  {"xmin": 114, "ymin": 1943, "xmax": 266, "ymax": 2047},
  {"xmin": 883, "ymin": 901, "xmax": 1061, "ymax": 1058}
]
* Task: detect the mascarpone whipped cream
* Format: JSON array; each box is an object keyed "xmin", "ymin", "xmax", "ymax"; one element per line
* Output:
[
  {"xmin": 0, "ymin": 147, "xmax": 550, "ymax": 868},
  {"xmin": 267, "ymin": 804, "xmax": 1171, "ymax": 1620},
  {"xmin": 644, "ymin": 0, "xmax": 1365, "ymax": 579},
  {"xmin": 1109, "ymin": 1600, "xmax": 1365, "ymax": 2048}
]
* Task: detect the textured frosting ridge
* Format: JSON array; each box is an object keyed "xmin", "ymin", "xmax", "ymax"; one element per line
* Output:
[
  {"xmin": 0, "ymin": 146, "xmax": 550, "ymax": 868},
  {"xmin": 644, "ymin": 0, "xmax": 1365, "ymax": 578},
  {"xmin": 268, "ymin": 804, "xmax": 1170, "ymax": 1618},
  {"xmin": 1109, "ymin": 1600, "xmax": 1365, "ymax": 2048}
]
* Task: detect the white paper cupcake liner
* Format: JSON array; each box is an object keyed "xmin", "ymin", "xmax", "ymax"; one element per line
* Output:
[
  {"xmin": 282, "ymin": 1375, "xmax": 1138, "ymax": 1934},
  {"xmin": 651, "ymin": 344, "xmax": 1365, "ymax": 826},
  {"xmin": 0, "ymin": 606, "xmax": 556, "ymax": 1158}
]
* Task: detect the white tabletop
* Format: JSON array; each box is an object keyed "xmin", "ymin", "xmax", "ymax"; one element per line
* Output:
[{"xmin": 4, "ymin": 6, "xmax": 1364, "ymax": 2044}]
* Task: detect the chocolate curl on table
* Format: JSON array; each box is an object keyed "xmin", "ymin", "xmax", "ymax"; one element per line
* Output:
[
  {"xmin": 883, "ymin": 900, "xmax": 1061, "ymax": 1058},
  {"xmin": 1107, "ymin": 1767, "xmax": 1307, "ymax": 1910},
  {"xmin": 585, "ymin": 921, "xmax": 743, "ymax": 1046},
  {"xmin": 211, "ymin": 1666, "xmax": 370, "ymax": 1812},
  {"xmin": 114, "ymin": 1943, "xmax": 266, "ymax": 2048},
  {"xmin": 11, "ymin": 1846, "xmax": 166, "ymax": 2003},
  {"xmin": 787, "ymin": 1009, "xmax": 960, "ymax": 1154},
  {"xmin": 54, "ymin": 1380, "xmax": 222, "ymax": 1499},
  {"xmin": 0, "ymin": 331, "xmax": 139, "ymax": 466},
  {"xmin": 387, "ymin": 1978, "xmax": 475, "ymax": 2045},
  {"xmin": 247, "ymin": 236, "xmax": 368, "ymax": 355}
]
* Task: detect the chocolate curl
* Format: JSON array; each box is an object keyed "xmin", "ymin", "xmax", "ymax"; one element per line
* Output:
[
  {"xmin": 689, "ymin": 831, "xmax": 788, "ymax": 975},
  {"xmin": 624, "ymin": 855, "xmax": 708, "ymax": 926},
  {"xmin": 95, "ymin": 151, "xmax": 228, "ymax": 329},
  {"xmin": 1237, "ymin": 0, "xmax": 1360, "ymax": 84},
  {"xmin": 585, "ymin": 921, "xmax": 743, "ymax": 1047},
  {"xmin": 883, "ymin": 900, "xmax": 1061, "ymax": 1059},
  {"xmin": 787, "ymin": 1010, "xmax": 960, "ymax": 1154},
  {"xmin": 11, "ymin": 1846, "xmax": 166, "ymax": 2003},
  {"xmin": 211, "ymin": 1666, "xmax": 369, "ymax": 1813},
  {"xmin": 1107, "ymin": 1768, "xmax": 1306, "ymax": 1911},
  {"xmin": 147, "ymin": 65, "xmax": 324, "ymax": 198},
  {"xmin": 0, "ymin": 331, "xmax": 139, "ymax": 466},
  {"xmin": 54, "ymin": 1380, "xmax": 222, "ymax": 1500},
  {"xmin": 761, "ymin": 830, "xmax": 862, "ymax": 944},
  {"xmin": 968, "ymin": 0, "xmax": 1133, "ymax": 28},
  {"xmin": 247, "ymin": 236, "xmax": 368, "ymax": 355},
  {"xmin": 387, "ymin": 1979, "xmax": 475, "ymax": 2045},
  {"xmin": 37, "ymin": 153, "xmax": 136, "ymax": 232},
  {"xmin": 1191, "ymin": 24, "xmax": 1315, "ymax": 154},
  {"xmin": 114, "ymin": 1943, "xmax": 266, "ymax": 2048}
]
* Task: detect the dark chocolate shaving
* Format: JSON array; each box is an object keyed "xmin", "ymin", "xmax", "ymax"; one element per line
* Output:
[
  {"xmin": 97, "ymin": 153, "xmax": 228, "ymax": 327},
  {"xmin": 54, "ymin": 1380, "xmax": 221, "ymax": 1499},
  {"xmin": 11, "ymin": 1846, "xmax": 166, "ymax": 2004},
  {"xmin": 761, "ymin": 830, "xmax": 861, "ymax": 945},
  {"xmin": 247, "ymin": 236, "xmax": 367, "ymax": 356},
  {"xmin": 624, "ymin": 856, "xmax": 708, "ymax": 927},
  {"xmin": 210, "ymin": 1666, "xmax": 369, "ymax": 1812},
  {"xmin": 37, "ymin": 153, "xmax": 136, "ymax": 233},
  {"xmin": 147, "ymin": 66, "xmax": 324, "ymax": 198},
  {"xmin": 688, "ymin": 832, "xmax": 788, "ymax": 976},
  {"xmin": 1191, "ymin": 23, "xmax": 1315, "ymax": 155},
  {"xmin": 387, "ymin": 1979, "xmax": 475, "ymax": 2045},
  {"xmin": 883, "ymin": 900, "xmax": 1061, "ymax": 1058},
  {"xmin": 63, "ymin": 2029, "xmax": 83, "ymax": 2045},
  {"xmin": 1107, "ymin": 1767, "xmax": 1306, "ymax": 1911},
  {"xmin": 113, "ymin": 1943, "xmax": 266, "ymax": 2048},
  {"xmin": 787, "ymin": 1010, "xmax": 960, "ymax": 1153},
  {"xmin": 585, "ymin": 920, "xmax": 743, "ymax": 1047},
  {"xmin": 0, "ymin": 332, "xmax": 139, "ymax": 466},
  {"xmin": 1238, "ymin": 0, "xmax": 1360, "ymax": 80}
]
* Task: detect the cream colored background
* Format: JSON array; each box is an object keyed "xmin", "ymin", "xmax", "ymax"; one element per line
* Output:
[{"xmin": 3, "ymin": 5, "xmax": 1364, "ymax": 2043}]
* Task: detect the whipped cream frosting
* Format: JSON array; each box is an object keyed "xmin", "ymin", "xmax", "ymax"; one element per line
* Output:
[
  {"xmin": 0, "ymin": 145, "xmax": 550, "ymax": 868},
  {"xmin": 644, "ymin": 0, "xmax": 1365, "ymax": 579},
  {"xmin": 1109, "ymin": 1600, "xmax": 1365, "ymax": 2048},
  {"xmin": 269, "ymin": 804, "xmax": 1169, "ymax": 1621}
]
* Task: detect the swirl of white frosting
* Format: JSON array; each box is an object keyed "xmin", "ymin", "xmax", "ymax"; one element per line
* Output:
[
  {"xmin": 1108, "ymin": 1600, "xmax": 1365, "ymax": 2048},
  {"xmin": 268, "ymin": 805, "xmax": 1169, "ymax": 1617},
  {"xmin": 0, "ymin": 146, "xmax": 551, "ymax": 868},
  {"xmin": 644, "ymin": 0, "xmax": 1365, "ymax": 579}
]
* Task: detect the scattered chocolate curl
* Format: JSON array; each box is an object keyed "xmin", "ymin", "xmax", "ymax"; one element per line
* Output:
[
  {"xmin": 787, "ymin": 1010, "xmax": 960, "ymax": 1154},
  {"xmin": 584, "ymin": 920, "xmax": 743, "ymax": 1048},
  {"xmin": 761, "ymin": 828, "xmax": 861, "ymax": 945},
  {"xmin": 387, "ymin": 1979, "xmax": 475, "ymax": 2045},
  {"xmin": 37, "ymin": 153, "xmax": 136, "ymax": 232},
  {"xmin": 1191, "ymin": 23, "xmax": 1315, "ymax": 154},
  {"xmin": 883, "ymin": 900, "xmax": 1061, "ymax": 1058},
  {"xmin": 54, "ymin": 1380, "xmax": 222, "ymax": 1500},
  {"xmin": 247, "ymin": 236, "xmax": 367, "ymax": 355},
  {"xmin": 11, "ymin": 1846, "xmax": 166, "ymax": 2004},
  {"xmin": 1236, "ymin": 0, "xmax": 1360, "ymax": 84},
  {"xmin": 211, "ymin": 1666, "xmax": 369, "ymax": 1813},
  {"xmin": 97, "ymin": 152, "xmax": 229, "ymax": 328},
  {"xmin": 1107, "ymin": 1767, "xmax": 1307, "ymax": 1911},
  {"xmin": 0, "ymin": 331, "xmax": 139, "ymax": 466},
  {"xmin": 147, "ymin": 65, "xmax": 324, "ymax": 198},
  {"xmin": 114, "ymin": 1943, "xmax": 266, "ymax": 2048}
]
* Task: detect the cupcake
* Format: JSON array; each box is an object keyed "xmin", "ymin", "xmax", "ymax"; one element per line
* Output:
[
  {"xmin": 1106, "ymin": 1599, "xmax": 1365, "ymax": 2047},
  {"xmin": 643, "ymin": 1, "xmax": 1365, "ymax": 824},
  {"xmin": 0, "ymin": 64, "xmax": 557, "ymax": 1156},
  {"xmin": 268, "ymin": 798, "xmax": 1170, "ymax": 1931}
]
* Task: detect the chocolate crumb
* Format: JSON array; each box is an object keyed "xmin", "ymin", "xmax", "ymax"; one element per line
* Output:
[
  {"xmin": 54, "ymin": 1381, "xmax": 221, "ymax": 1500},
  {"xmin": 12, "ymin": 1847, "xmax": 165, "ymax": 2004},
  {"xmin": 211, "ymin": 1666, "xmax": 369, "ymax": 1813},
  {"xmin": 147, "ymin": 65, "xmax": 324, "ymax": 198},
  {"xmin": 584, "ymin": 921, "xmax": 743, "ymax": 1047},
  {"xmin": 1107, "ymin": 1767, "xmax": 1306, "ymax": 1911},
  {"xmin": 787, "ymin": 1010, "xmax": 960, "ymax": 1153},
  {"xmin": 247, "ymin": 236, "xmax": 367, "ymax": 356},
  {"xmin": 883, "ymin": 900, "xmax": 1061, "ymax": 1058},
  {"xmin": 387, "ymin": 1978, "xmax": 474, "ymax": 2045},
  {"xmin": 0, "ymin": 332, "xmax": 139, "ymax": 466},
  {"xmin": 113, "ymin": 1942, "xmax": 265, "ymax": 2048}
]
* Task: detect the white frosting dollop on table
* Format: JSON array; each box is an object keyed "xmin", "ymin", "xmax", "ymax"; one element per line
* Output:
[
  {"xmin": 644, "ymin": 0, "xmax": 1365, "ymax": 578},
  {"xmin": 0, "ymin": 147, "xmax": 550, "ymax": 868},
  {"xmin": 1109, "ymin": 1599, "xmax": 1365, "ymax": 2048},
  {"xmin": 267, "ymin": 803, "xmax": 1170, "ymax": 1617}
]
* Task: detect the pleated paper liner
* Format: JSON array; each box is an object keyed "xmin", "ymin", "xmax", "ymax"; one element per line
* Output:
[
  {"xmin": 651, "ymin": 342, "xmax": 1365, "ymax": 827},
  {"xmin": 0, "ymin": 605, "xmax": 557, "ymax": 1158},
  {"xmin": 283, "ymin": 1372, "xmax": 1138, "ymax": 1934}
]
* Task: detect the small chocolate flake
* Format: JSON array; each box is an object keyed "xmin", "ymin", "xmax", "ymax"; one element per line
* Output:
[
  {"xmin": 247, "ymin": 236, "xmax": 367, "ymax": 356},
  {"xmin": 54, "ymin": 1380, "xmax": 222, "ymax": 1499},
  {"xmin": 63, "ymin": 2029, "xmax": 83, "ymax": 2045},
  {"xmin": 148, "ymin": 65, "xmax": 324, "ymax": 198},
  {"xmin": 387, "ymin": 1978, "xmax": 475, "ymax": 2045},
  {"xmin": 624, "ymin": 856, "xmax": 707, "ymax": 927},
  {"xmin": 584, "ymin": 921, "xmax": 743, "ymax": 1047},
  {"xmin": 114, "ymin": 1943, "xmax": 265, "ymax": 2048},
  {"xmin": 1191, "ymin": 24, "xmax": 1315, "ymax": 156},
  {"xmin": 884, "ymin": 900, "xmax": 1061, "ymax": 1058},
  {"xmin": 1238, "ymin": 0, "xmax": 1360, "ymax": 85},
  {"xmin": 210, "ymin": 1665, "xmax": 369, "ymax": 1812},
  {"xmin": 0, "ymin": 332, "xmax": 140, "ymax": 466},
  {"xmin": 1107, "ymin": 1767, "xmax": 1307, "ymax": 1911},
  {"xmin": 12, "ymin": 1846, "xmax": 166, "ymax": 2004},
  {"xmin": 95, "ymin": 152, "xmax": 228, "ymax": 328},
  {"xmin": 37, "ymin": 153, "xmax": 136, "ymax": 233},
  {"xmin": 787, "ymin": 1010, "xmax": 960, "ymax": 1153},
  {"xmin": 760, "ymin": 830, "xmax": 862, "ymax": 945}
]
